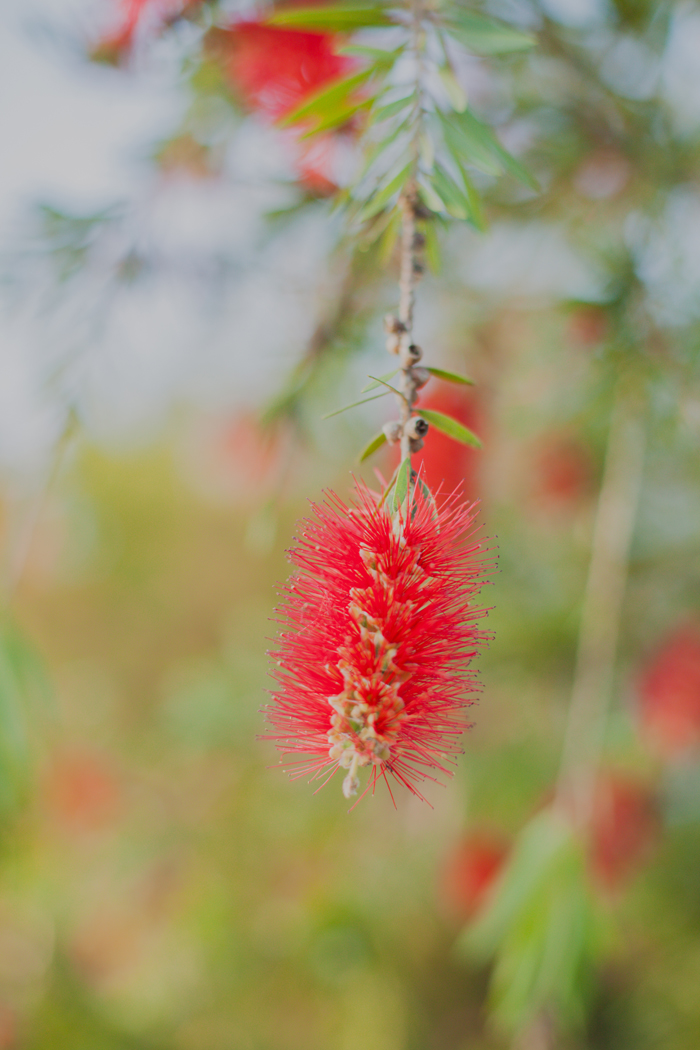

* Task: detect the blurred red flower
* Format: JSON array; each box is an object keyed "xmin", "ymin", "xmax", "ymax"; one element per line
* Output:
[
  {"xmin": 390, "ymin": 384, "xmax": 484, "ymax": 504},
  {"xmin": 533, "ymin": 436, "xmax": 593, "ymax": 506},
  {"xmin": 638, "ymin": 624, "xmax": 700, "ymax": 756},
  {"xmin": 268, "ymin": 484, "xmax": 488, "ymax": 802},
  {"xmin": 92, "ymin": 0, "xmax": 203, "ymax": 62},
  {"xmin": 209, "ymin": 21, "xmax": 357, "ymax": 193},
  {"xmin": 567, "ymin": 305, "xmax": 608, "ymax": 348},
  {"xmin": 44, "ymin": 749, "xmax": 121, "ymax": 832},
  {"xmin": 589, "ymin": 772, "xmax": 659, "ymax": 891},
  {"xmin": 440, "ymin": 832, "xmax": 508, "ymax": 919}
]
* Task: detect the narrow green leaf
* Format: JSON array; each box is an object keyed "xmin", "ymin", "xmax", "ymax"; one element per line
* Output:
[
  {"xmin": 369, "ymin": 95, "xmax": 413, "ymax": 125},
  {"xmin": 336, "ymin": 45, "xmax": 403, "ymax": 69},
  {"xmin": 268, "ymin": 4, "xmax": 394, "ymax": 31},
  {"xmin": 358, "ymin": 431, "xmax": 387, "ymax": 462},
  {"xmin": 431, "ymin": 162, "xmax": 473, "ymax": 221},
  {"xmin": 357, "ymin": 162, "xmax": 412, "ymax": 223},
  {"xmin": 424, "ymin": 220, "xmax": 442, "ymax": 274},
  {"xmin": 389, "ymin": 458, "xmax": 411, "ymax": 514},
  {"xmin": 440, "ymin": 110, "xmax": 504, "ymax": 178},
  {"xmin": 441, "ymin": 109, "xmax": 538, "ymax": 190},
  {"xmin": 438, "ymin": 64, "xmax": 468, "ymax": 112},
  {"xmin": 426, "ymin": 366, "xmax": 474, "ymax": 385},
  {"xmin": 377, "ymin": 207, "xmax": 402, "ymax": 264},
  {"xmin": 420, "ymin": 408, "xmax": 482, "ymax": 446},
  {"xmin": 278, "ymin": 68, "xmax": 374, "ymax": 128},
  {"xmin": 444, "ymin": 11, "xmax": 535, "ymax": 55},
  {"xmin": 362, "ymin": 368, "xmax": 398, "ymax": 392},
  {"xmin": 366, "ymin": 374, "xmax": 405, "ymax": 399},
  {"xmin": 357, "ymin": 117, "xmax": 410, "ymax": 181},
  {"xmin": 418, "ymin": 179, "xmax": 446, "ymax": 214},
  {"xmin": 321, "ymin": 390, "xmax": 390, "ymax": 420},
  {"xmin": 299, "ymin": 97, "xmax": 373, "ymax": 138}
]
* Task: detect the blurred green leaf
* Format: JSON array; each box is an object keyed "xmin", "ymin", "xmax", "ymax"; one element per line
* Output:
[
  {"xmin": 420, "ymin": 408, "xmax": 482, "ymax": 446},
  {"xmin": 279, "ymin": 68, "xmax": 375, "ymax": 128},
  {"xmin": 460, "ymin": 810, "xmax": 607, "ymax": 1034},
  {"xmin": 369, "ymin": 95, "xmax": 413, "ymax": 125},
  {"xmin": 431, "ymin": 162, "xmax": 476, "ymax": 221},
  {"xmin": 439, "ymin": 109, "xmax": 538, "ymax": 189},
  {"xmin": 0, "ymin": 622, "xmax": 50, "ymax": 818},
  {"xmin": 357, "ymin": 163, "xmax": 412, "ymax": 223},
  {"xmin": 444, "ymin": 10, "xmax": 536, "ymax": 55},
  {"xmin": 268, "ymin": 4, "xmax": 395, "ymax": 31},
  {"xmin": 438, "ymin": 64, "xmax": 468, "ymax": 112}
]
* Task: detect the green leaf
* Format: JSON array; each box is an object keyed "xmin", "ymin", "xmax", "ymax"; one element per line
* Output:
[
  {"xmin": 369, "ymin": 95, "xmax": 413, "ymax": 125},
  {"xmin": 321, "ymin": 390, "xmax": 390, "ymax": 420},
  {"xmin": 459, "ymin": 811, "xmax": 607, "ymax": 1035},
  {"xmin": 438, "ymin": 64, "xmax": 468, "ymax": 112},
  {"xmin": 376, "ymin": 207, "xmax": 401, "ymax": 264},
  {"xmin": 423, "ymin": 219, "xmax": 442, "ymax": 273},
  {"xmin": 440, "ymin": 109, "xmax": 538, "ymax": 190},
  {"xmin": 336, "ymin": 44, "xmax": 403, "ymax": 69},
  {"xmin": 268, "ymin": 4, "xmax": 395, "ymax": 31},
  {"xmin": 418, "ymin": 180, "xmax": 446, "ymax": 214},
  {"xmin": 443, "ymin": 10, "xmax": 536, "ymax": 55},
  {"xmin": 420, "ymin": 408, "xmax": 482, "ymax": 446},
  {"xmin": 357, "ymin": 117, "xmax": 410, "ymax": 181},
  {"xmin": 362, "ymin": 368, "xmax": 398, "ymax": 392},
  {"xmin": 358, "ymin": 431, "xmax": 387, "ymax": 462},
  {"xmin": 278, "ymin": 68, "xmax": 374, "ymax": 127},
  {"xmin": 426, "ymin": 366, "xmax": 474, "ymax": 385},
  {"xmin": 431, "ymin": 162, "xmax": 475, "ymax": 221},
  {"xmin": 299, "ymin": 97, "xmax": 373, "ymax": 138},
  {"xmin": 357, "ymin": 162, "xmax": 412, "ymax": 223},
  {"xmin": 389, "ymin": 457, "xmax": 411, "ymax": 514}
]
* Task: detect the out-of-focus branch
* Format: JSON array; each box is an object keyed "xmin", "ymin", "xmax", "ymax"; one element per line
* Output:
[{"xmin": 555, "ymin": 380, "xmax": 646, "ymax": 828}]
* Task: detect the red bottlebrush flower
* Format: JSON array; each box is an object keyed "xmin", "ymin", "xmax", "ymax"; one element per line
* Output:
[
  {"xmin": 589, "ymin": 773, "xmax": 659, "ymax": 891},
  {"xmin": 440, "ymin": 832, "xmax": 508, "ymax": 919},
  {"xmin": 389, "ymin": 385, "xmax": 484, "ymax": 505},
  {"xmin": 638, "ymin": 624, "xmax": 700, "ymax": 756},
  {"xmin": 267, "ymin": 484, "xmax": 488, "ymax": 802}
]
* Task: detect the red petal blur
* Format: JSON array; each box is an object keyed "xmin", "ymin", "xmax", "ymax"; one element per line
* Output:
[
  {"xmin": 533, "ymin": 436, "xmax": 593, "ymax": 506},
  {"xmin": 209, "ymin": 21, "xmax": 357, "ymax": 193},
  {"xmin": 589, "ymin": 773, "xmax": 659, "ymax": 892},
  {"xmin": 638, "ymin": 623, "xmax": 700, "ymax": 756},
  {"xmin": 439, "ymin": 832, "xmax": 508, "ymax": 920},
  {"xmin": 44, "ymin": 749, "xmax": 121, "ymax": 833}
]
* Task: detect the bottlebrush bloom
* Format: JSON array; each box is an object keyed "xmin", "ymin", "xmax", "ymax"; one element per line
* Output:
[
  {"xmin": 267, "ymin": 484, "xmax": 488, "ymax": 803},
  {"xmin": 638, "ymin": 624, "xmax": 700, "ymax": 756}
]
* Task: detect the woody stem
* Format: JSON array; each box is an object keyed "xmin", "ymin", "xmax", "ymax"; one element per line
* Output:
[{"xmin": 397, "ymin": 191, "xmax": 421, "ymax": 462}]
